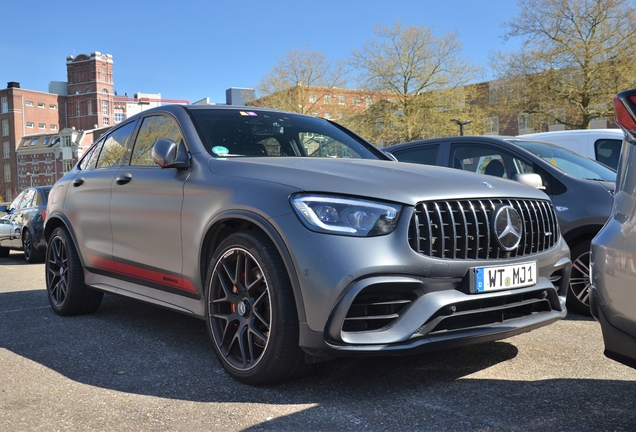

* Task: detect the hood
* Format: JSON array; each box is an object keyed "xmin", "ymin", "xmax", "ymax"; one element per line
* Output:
[{"xmin": 208, "ymin": 157, "xmax": 550, "ymax": 205}]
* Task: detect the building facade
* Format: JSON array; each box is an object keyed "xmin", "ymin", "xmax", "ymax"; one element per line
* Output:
[{"xmin": 0, "ymin": 52, "xmax": 189, "ymax": 203}]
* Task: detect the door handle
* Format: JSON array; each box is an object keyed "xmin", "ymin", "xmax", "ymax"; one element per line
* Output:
[
  {"xmin": 72, "ymin": 177, "xmax": 84, "ymax": 187},
  {"xmin": 115, "ymin": 173, "xmax": 132, "ymax": 185}
]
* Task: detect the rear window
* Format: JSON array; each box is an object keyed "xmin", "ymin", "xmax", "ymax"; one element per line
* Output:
[{"xmin": 594, "ymin": 139, "xmax": 623, "ymax": 170}]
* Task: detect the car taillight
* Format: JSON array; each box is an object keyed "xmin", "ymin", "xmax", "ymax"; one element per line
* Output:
[
  {"xmin": 615, "ymin": 90, "xmax": 636, "ymax": 140},
  {"xmin": 42, "ymin": 209, "xmax": 46, "ymax": 221}
]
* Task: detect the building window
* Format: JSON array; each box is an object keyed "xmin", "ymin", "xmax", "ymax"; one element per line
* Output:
[
  {"xmin": 50, "ymin": 124, "xmax": 57, "ymax": 130},
  {"xmin": 1, "ymin": 119, "xmax": 8, "ymax": 136},
  {"xmin": 1, "ymin": 96, "xmax": 7, "ymax": 113},
  {"xmin": 76, "ymin": 102, "xmax": 80, "ymax": 116},
  {"xmin": 87, "ymin": 100, "xmax": 92, "ymax": 115},
  {"xmin": 104, "ymin": 117, "xmax": 110, "ymax": 126},
  {"xmin": 114, "ymin": 112, "xmax": 125, "ymax": 123},
  {"xmin": 3, "ymin": 163, "xmax": 10, "ymax": 182},
  {"xmin": 86, "ymin": 88, "xmax": 92, "ymax": 93},
  {"xmin": 102, "ymin": 88, "xmax": 109, "ymax": 94},
  {"xmin": 25, "ymin": 101, "xmax": 33, "ymax": 107},
  {"xmin": 365, "ymin": 97, "xmax": 373, "ymax": 107},
  {"xmin": 3, "ymin": 142, "xmax": 9, "ymax": 158},
  {"xmin": 338, "ymin": 95, "xmax": 346, "ymax": 105},
  {"xmin": 352, "ymin": 97, "xmax": 361, "ymax": 107},
  {"xmin": 37, "ymin": 102, "xmax": 45, "ymax": 108},
  {"xmin": 26, "ymin": 122, "xmax": 34, "ymax": 129},
  {"xmin": 324, "ymin": 95, "xmax": 331, "ymax": 104},
  {"xmin": 46, "ymin": 167, "xmax": 52, "ymax": 174},
  {"xmin": 38, "ymin": 123, "xmax": 46, "ymax": 129},
  {"xmin": 49, "ymin": 104, "xmax": 57, "ymax": 110},
  {"xmin": 102, "ymin": 100, "xmax": 109, "ymax": 115},
  {"xmin": 518, "ymin": 113, "xmax": 534, "ymax": 133},
  {"xmin": 309, "ymin": 94, "xmax": 317, "ymax": 104},
  {"xmin": 485, "ymin": 117, "xmax": 499, "ymax": 135}
]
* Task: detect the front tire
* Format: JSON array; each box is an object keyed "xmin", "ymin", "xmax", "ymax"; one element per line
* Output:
[
  {"xmin": 567, "ymin": 240, "xmax": 592, "ymax": 316},
  {"xmin": 205, "ymin": 231, "xmax": 307, "ymax": 385},
  {"xmin": 46, "ymin": 227, "xmax": 103, "ymax": 315}
]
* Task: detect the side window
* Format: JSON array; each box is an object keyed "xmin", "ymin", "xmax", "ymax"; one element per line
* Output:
[
  {"xmin": 451, "ymin": 143, "xmax": 527, "ymax": 180},
  {"xmin": 95, "ymin": 121, "xmax": 137, "ymax": 168},
  {"xmin": 79, "ymin": 141, "xmax": 103, "ymax": 170},
  {"xmin": 391, "ymin": 144, "xmax": 440, "ymax": 165},
  {"xmin": 9, "ymin": 190, "xmax": 27, "ymax": 210},
  {"xmin": 130, "ymin": 115, "xmax": 183, "ymax": 166},
  {"xmin": 594, "ymin": 139, "xmax": 622, "ymax": 170},
  {"xmin": 13, "ymin": 189, "xmax": 36, "ymax": 210}
]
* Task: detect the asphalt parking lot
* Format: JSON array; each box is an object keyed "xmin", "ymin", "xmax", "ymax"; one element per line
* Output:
[{"xmin": 2, "ymin": 250, "xmax": 636, "ymax": 431}]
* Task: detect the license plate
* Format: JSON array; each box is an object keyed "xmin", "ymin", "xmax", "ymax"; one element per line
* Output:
[{"xmin": 473, "ymin": 262, "xmax": 537, "ymax": 292}]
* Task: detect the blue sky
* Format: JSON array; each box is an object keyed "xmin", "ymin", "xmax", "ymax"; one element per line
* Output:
[{"xmin": 1, "ymin": 0, "xmax": 521, "ymax": 104}]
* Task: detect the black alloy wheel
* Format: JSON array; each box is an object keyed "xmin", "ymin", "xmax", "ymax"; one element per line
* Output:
[
  {"xmin": 206, "ymin": 231, "xmax": 307, "ymax": 385},
  {"xmin": 567, "ymin": 241, "xmax": 592, "ymax": 316},
  {"xmin": 23, "ymin": 229, "xmax": 43, "ymax": 263},
  {"xmin": 46, "ymin": 227, "xmax": 103, "ymax": 315}
]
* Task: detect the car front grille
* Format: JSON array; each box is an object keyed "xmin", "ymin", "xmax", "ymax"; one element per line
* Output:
[{"xmin": 409, "ymin": 198, "xmax": 559, "ymax": 259}]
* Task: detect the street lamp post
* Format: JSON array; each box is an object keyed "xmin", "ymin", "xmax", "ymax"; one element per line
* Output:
[
  {"xmin": 451, "ymin": 118, "xmax": 471, "ymax": 136},
  {"xmin": 26, "ymin": 172, "xmax": 33, "ymax": 188}
]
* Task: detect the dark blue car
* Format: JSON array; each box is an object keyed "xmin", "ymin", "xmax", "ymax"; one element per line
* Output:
[{"xmin": 0, "ymin": 186, "xmax": 51, "ymax": 263}]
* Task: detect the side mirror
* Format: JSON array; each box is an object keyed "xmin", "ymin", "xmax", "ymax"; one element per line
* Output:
[
  {"xmin": 514, "ymin": 173, "xmax": 546, "ymax": 190},
  {"xmin": 152, "ymin": 139, "xmax": 189, "ymax": 169}
]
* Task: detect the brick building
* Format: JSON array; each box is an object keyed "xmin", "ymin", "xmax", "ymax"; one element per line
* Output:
[{"xmin": 0, "ymin": 52, "xmax": 188, "ymax": 203}]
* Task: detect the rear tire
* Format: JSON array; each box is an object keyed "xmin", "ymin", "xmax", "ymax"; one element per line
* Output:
[
  {"xmin": 45, "ymin": 227, "xmax": 103, "ymax": 315},
  {"xmin": 567, "ymin": 240, "xmax": 592, "ymax": 316},
  {"xmin": 205, "ymin": 231, "xmax": 308, "ymax": 385},
  {"xmin": 23, "ymin": 229, "xmax": 44, "ymax": 263}
]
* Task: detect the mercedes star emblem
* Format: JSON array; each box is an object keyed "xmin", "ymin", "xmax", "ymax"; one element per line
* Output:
[{"xmin": 493, "ymin": 205, "xmax": 523, "ymax": 251}]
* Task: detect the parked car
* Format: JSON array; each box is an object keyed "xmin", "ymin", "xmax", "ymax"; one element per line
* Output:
[
  {"xmin": 590, "ymin": 89, "xmax": 636, "ymax": 370},
  {"xmin": 0, "ymin": 186, "xmax": 51, "ymax": 262},
  {"xmin": 0, "ymin": 214, "xmax": 21, "ymax": 243},
  {"xmin": 44, "ymin": 105, "xmax": 570, "ymax": 385},
  {"xmin": 385, "ymin": 136, "xmax": 616, "ymax": 315},
  {"xmin": 520, "ymin": 129, "xmax": 624, "ymax": 170}
]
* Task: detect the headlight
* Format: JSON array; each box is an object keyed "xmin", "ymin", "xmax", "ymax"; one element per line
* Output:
[{"xmin": 291, "ymin": 194, "xmax": 401, "ymax": 237}]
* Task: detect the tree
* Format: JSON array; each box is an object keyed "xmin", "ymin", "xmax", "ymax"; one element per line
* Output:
[
  {"xmin": 254, "ymin": 47, "xmax": 348, "ymax": 114},
  {"xmin": 493, "ymin": 0, "xmax": 636, "ymax": 129},
  {"xmin": 348, "ymin": 22, "xmax": 479, "ymax": 144}
]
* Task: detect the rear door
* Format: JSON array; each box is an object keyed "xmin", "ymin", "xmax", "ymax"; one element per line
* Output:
[{"xmin": 64, "ymin": 121, "xmax": 138, "ymax": 272}]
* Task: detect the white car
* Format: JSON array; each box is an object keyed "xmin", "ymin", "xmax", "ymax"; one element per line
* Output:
[{"xmin": 519, "ymin": 129, "xmax": 623, "ymax": 170}]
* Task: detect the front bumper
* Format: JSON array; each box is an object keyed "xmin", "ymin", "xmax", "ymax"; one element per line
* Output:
[{"xmin": 271, "ymin": 210, "xmax": 571, "ymax": 357}]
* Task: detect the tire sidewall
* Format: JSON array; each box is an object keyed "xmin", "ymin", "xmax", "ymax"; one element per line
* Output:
[
  {"xmin": 46, "ymin": 227, "xmax": 83, "ymax": 315},
  {"xmin": 205, "ymin": 231, "xmax": 299, "ymax": 385}
]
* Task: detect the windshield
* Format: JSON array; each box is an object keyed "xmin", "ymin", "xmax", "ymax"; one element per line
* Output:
[
  {"xmin": 189, "ymin": 108, "xmax": 382, "ymax": 160},
  {"xmin": 510, "ymin": 139, "xmax": 616, "ymax": 182}
]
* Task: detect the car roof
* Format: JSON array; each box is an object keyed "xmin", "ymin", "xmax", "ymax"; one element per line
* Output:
[
  {"xmin": 384, "ymin": 135, "xmax": 524, "ymax": 151},
  {"xmin": 519, "ymin": 129, "xmax": 624, "ymax": 138}
]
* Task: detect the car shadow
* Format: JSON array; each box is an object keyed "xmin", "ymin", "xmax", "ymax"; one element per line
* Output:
[{"xmin": 1, "ymin": 289, "xmax": 635, "ymax": 430}]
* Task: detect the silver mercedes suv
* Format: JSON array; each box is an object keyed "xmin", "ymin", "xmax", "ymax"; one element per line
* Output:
[{"xmin": 44, "ymin": 105, "xmax": 571, "ymax": 385}]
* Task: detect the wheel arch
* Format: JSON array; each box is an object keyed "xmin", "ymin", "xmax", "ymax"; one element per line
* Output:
[
  {"xmin": 199, "ymin": 210, "xmax": 307, "ymax": 323},
  {"xmin": 562, "ymin": 225, "xmax": 602, "ymax": 251},
  {"xmin": 43, "ymin": 213, "xmax": 84, "ymax": 265}
]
